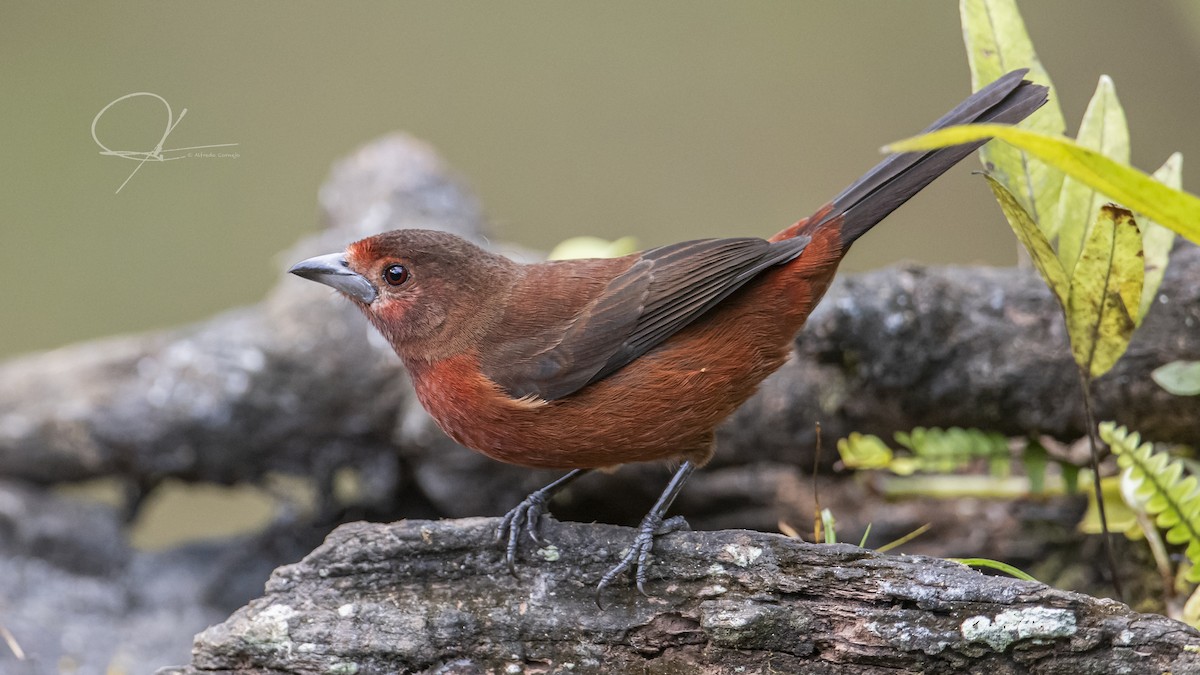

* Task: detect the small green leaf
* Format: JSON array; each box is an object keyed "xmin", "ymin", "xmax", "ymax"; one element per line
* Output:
[
  {"xmin": 1152, "ymin": 361, "xmax": 1200, "ymax": 396},
  {"xmin": 883, "ymin": 124, "xmax": 1200, "ymax": 245},
  {"xmin": 1138, "ymin": 153, "xmax": 1182, "ymax": 322},
  {"xmin": 1061, "ymin": 462, "xmax": 1080, "ymax": 494},
  {"xmin": 858, "ymin": 523, "xmax": 873, "ymax": 548},
  {"xmin": 821, "ymin": 507, "xmax": 838, "ymax": 544},
  {"xmin": 984, "ymin": 175, "xmax": 1069, "ymax": 309},
  {"xmin": 837, "ymin": 433, "xmax": 893, "ymax": 469},
  {"xmin": 1067, "ymin": 205, "xmax": 1143, "ymax": 378},
  {"xmin": 959, "ymin": 0, "xmax": 1066, "ymax": 229},
  {"xmin": 949, "ymin": 557, "xmax": 1039, "ymax": 582},
  {"xmin": 1056, "ymin": 76, "xmax": 1131, "ymax": 276},
  {"xmin": 1171, "ymin": 476, "xmax": 1199, "ymax": 502},
  {"xmin": 1188, "ymin": 563, "xmax": 1200, "ymax": 584},
  {"xmin": 1024, "ymin": 440, "xmax": 1048, "ymax": 494}
]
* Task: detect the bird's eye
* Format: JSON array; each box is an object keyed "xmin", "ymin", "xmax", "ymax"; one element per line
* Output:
[{"xmin": 384, "ymin": 264, "xmax": 410, "ymax": 286}]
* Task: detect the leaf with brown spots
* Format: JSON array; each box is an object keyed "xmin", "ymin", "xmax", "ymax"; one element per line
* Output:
[{"xmin": 1066, "ymin": 205, "xmax": 1143, "ymax": 378}]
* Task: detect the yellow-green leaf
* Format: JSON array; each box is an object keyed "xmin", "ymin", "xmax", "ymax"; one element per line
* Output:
[
  {"xmin": 1138, "ymin": 153, "xmax": 1182, "ymax": 322},
  {"xmin": 883, "ymin": 124, "xmax": 1200, "ymax": 245},
  {"xmin": 1056, "ymin": 76, "xmax": 1131, "ymax": 276},
  {"xmin": 960, "ymin": 0, "xmax": 1066, "ymax": 229},
  {"xmin": 984, "ymin": 175, "xmax": 1068, "ymax": 309},
  {"xmin": 888, "ymin": 457, "xmax": 920, "ymax": 477},
  {"xmin": 1152, "ymin": 360, "xmax": 1200, "ymax": 397},
  {"xmin": 837, "ymin": 433, "xmax": 893, "ymax": 470},
  {"xmin": 547, "ymin": 235, "xmax": 639, "ymax": 261},
  {"xmin": 1184, "ymin": 585, "xmax": 1200, "ymax": 625},
  {"xmin": 1079, "ymin": 474, "xmax": 1141, "ymax": 536},
  {"xmin": 1067, "ymin": 205, "xmax": 1143, "ymax": 378}
]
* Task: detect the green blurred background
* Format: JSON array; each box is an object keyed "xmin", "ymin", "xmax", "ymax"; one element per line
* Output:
[{"xmin": 3, "ymin": 1, "xmax": 1199, "ymax": 361}]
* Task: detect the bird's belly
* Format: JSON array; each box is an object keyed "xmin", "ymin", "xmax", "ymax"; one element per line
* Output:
[
  {"xmin": 411, "ymin": 370, "xmax": 716, "ymax": 469},
  {"xmin": 406, "ymin": 329, "xmax": 791, "ymax": 470}
]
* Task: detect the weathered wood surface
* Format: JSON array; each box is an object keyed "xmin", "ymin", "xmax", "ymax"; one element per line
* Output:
[{"xmin": 161, "ymin": 518, "xmax": 1200, "ymax": 675}]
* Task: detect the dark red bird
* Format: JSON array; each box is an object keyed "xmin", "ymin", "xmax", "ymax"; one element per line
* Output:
[{"xmin": 291, "ymin": 70, "xmax": 1046, "ymax": 599}]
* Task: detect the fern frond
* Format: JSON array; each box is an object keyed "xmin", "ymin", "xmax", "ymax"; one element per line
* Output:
[
  {"xmin": 1101, "ymin": 422, "xmax": 1200, "ymax": 582},
  {"xmin": 894, "ymin": 427, "xmax": 1010, "ymax": 474}
]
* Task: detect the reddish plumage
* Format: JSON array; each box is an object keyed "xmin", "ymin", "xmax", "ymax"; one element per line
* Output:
[
  {"xmin": 291, "ymin": 70, "xmax": 1048, "ymax": 595},
  {"xmin": 384, "ymin": 225, "xmax": 840, "ymax": 470}
]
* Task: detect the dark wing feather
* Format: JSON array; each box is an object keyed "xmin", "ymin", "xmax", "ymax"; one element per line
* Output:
[
  {"xmin": 486, "ymin": 236, "xmax": 809, "ymax": 400},
  {"xmin": 814, "ymin": 69, "xmax": 1048, "ymax": 247}
]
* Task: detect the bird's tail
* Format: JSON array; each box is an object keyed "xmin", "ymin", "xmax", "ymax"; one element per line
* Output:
[{"xmin": 774, "ymin": 69, "xmax": 1048, "ymax": 247}]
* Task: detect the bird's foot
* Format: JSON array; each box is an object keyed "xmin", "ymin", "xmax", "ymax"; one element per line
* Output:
[
  {"xmin": 596, "ymin": 513, "xmax": 690, "ymax": 606},
  {"xmin": 493, "ymin": 469, "xmax": 590, "ymax": 575},
  {"xmin": 495, "ymin": 488, "xmax": 553, "ymax": 574}
]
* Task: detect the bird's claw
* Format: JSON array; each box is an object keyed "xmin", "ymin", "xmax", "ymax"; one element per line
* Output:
[
  {"xmin": 596, "ymin": 514, "xmax": 689, "ymax": 607},
  {"xmin": 495, "ymin": 489, "xmax": 552, "ymax": 574}
]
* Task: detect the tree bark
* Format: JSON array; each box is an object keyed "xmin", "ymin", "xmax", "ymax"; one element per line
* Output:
[{"xmin": 159, "ymin": 518, "xmax": 1200, "ymax": 675}]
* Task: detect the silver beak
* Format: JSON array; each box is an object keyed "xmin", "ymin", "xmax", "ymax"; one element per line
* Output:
[{"xmin": 288, "ymin": 253, "xmax": 378, "ymax": 304}]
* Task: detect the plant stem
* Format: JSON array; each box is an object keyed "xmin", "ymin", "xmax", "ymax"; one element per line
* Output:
[
  {"xmin": 1079, "ymin": 366, "xmax": 1124, "ymax": 601},
  {"xmin": 812, "ymin": 421, "xmax": 823, "ymax": 543}
]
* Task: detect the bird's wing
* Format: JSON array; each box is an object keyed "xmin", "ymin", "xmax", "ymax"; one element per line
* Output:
[{"xmin": 482, "ymin": 235, "xmax": 810, "ymax": 401}]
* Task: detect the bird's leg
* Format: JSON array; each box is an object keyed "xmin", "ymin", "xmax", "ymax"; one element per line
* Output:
[
  {"xmin": 596, "ymin": 461, "xmax": 695, "ymax": 605},
  {"xmin": 496, "ymin": 468, "xmax": 590, "ymax": 573}
]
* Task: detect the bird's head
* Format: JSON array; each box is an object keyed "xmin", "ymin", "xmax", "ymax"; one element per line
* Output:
[{"xmin": 289, "ymin": 229, "xmax": 515, "ymax": 361}]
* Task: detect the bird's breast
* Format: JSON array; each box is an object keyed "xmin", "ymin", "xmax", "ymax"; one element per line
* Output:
[
  {"xmin": 406, "ymin": 345, "xmax": 725, "ymax": 468},
  {"xmin": 404, "ymin": 351, "xmax": 574, "ymax": 467}
]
